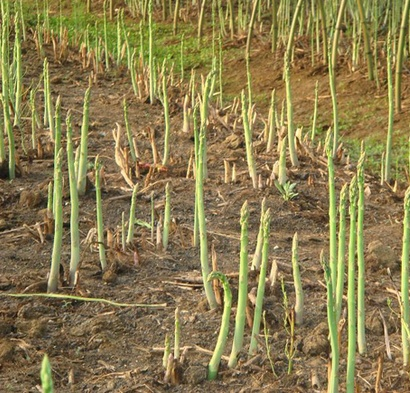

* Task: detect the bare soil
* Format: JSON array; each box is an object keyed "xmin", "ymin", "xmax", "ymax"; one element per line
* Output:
[{"xmin": 1, "ymin": 10, "xmax": 410, "ymax": 393}]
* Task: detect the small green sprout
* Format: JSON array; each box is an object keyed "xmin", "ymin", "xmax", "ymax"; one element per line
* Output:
[
  {"xmin": 40, "ymin": 354, "xmax": 53, "ymax": 393},
  {"xmin": 274, "ymin": 180, "xmax": 298, "ymax": 201}
]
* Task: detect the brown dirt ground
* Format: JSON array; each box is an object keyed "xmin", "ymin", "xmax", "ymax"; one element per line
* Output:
[{"xmin": 1, "ymin": 8, "xmax": 410, "ymax": 393}]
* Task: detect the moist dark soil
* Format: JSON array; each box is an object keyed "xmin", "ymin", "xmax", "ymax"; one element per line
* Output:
[{"xmin": 1, "ymin": 7, "xmax": 410, "ymax": 393}]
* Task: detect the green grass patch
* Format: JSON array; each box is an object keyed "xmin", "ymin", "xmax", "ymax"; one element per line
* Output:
[
  {"xmin": 344, "ymin": 134, "xmax": 410, "ymax": 181},
  {"xmin": 32, "ymin": 2, "xmax": 218, "ymax": 75}
]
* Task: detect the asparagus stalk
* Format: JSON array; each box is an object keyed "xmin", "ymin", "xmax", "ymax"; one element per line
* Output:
[
  {"xmin": 228, "ymin": 201, "xmax": 249, "ymax": 368},
  {"xmin": 77, "ymin": 85, "xmax": 92, "ymax": 196},
  {"xmin": 292, "ymin": 232, "xmax": 304, "ymax": 326},
  {"xmin": 163, "ymin": 182, "xmax": 171, "ymax": 250},
  {"xmin": 207, "ymin": 271, "xmax": 232, "ymax": 380},
  {"xmin": 251, "ymin": 197, "xmax": 266, "ymax": 271},
  {"xmin": 346, "ymin": 176, "xmax": 358, "ymax": 393},
  {"xmin": 127, "ymin": 184, "xmax": 139, "ymax": 245},
  {"xmin": 66, "ymin": 113, "xmax": 80, "ymax": 286},
  {"xmin": 241, "ymin": 90, "xmax": 257, "ymax": 188},
  {"xmin": 323, "ymin": 253, "xmax": 339, "ymax": 393},
  {"xmin": 335, "ymin": 183, "xmax": 348, "ymax": 322},
  {"xmin": 357, "ymin": 148, "xmax": 367, "ymax": 355},
  {"xmin": 48, "ymin": 149, "xmax": 63, "ymax": 293},
  {"xmin": 40, "ymin": 354, "xmax": 54, "ymax": 393},
  {"xmin": 95, "ymin": 156, "xmax": 107, "ymax": 271},
  {"xmin": 249, "ymin": 208, "xmax": 271, "ymax": 356},
  {"xmin": 401, "ymin": 187, "xmax": 410, "ymax": 366}
]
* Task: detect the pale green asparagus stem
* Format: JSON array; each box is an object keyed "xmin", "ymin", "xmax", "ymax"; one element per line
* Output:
[
  {"xmin": 323, "ymin": 253, "xmax": 339, "ymax": 393},
  {"xmin": 179, "ymin": 32, "xmax": 184, "ymax": 79},
  {"xmin": 182, "ymin": 94, "xmax": 191, "ymax": 134},
  {"xmin": 336, "ymin": 183, "xmax": 348, "ymax": 322},
  {"xmin": 251, "ymin": 197, "xmax": 266, "ymax": 271},
  {"xmin": 249, "ymin": 209, "xmax": 271, "ymax": 356},
  {"xmin": 77, "ymin": 85, "xmax": 92, "ymax": 196},
  {"xmin": 327, "ymin": 137, "xmax": 338, "ymax": 294},
  {"xmin": 0, "ymin": 92, "xmax": 14, "ymax": 179},
  {"xmin": 266, "ymin": 89, "xmax": 276, "ymax": 152},
  {"xmin": 18, "ymin": 0, "xmax": 26, "ymax": 41},
  {"xmin": 30, "ymin": 89, "xmax": 39, "ymax": 151},
  {"xmin": 245, "ymin": 0, "xmax": 260, "ymax": 59},
  {"xmin": 218, "ymin": 32, "xmax": 223, "ymax": 107},
  {"xmin": 199, "ymin": 71, "xmax": 216, "ymax": 180},
  {"xmin": 241, "ymin": 90, "xmax": 257, "ymax": 188},
  {"xmin": 1, "ymin": 17, "xmax": 14, "ymax": 178},
  {"xmin": 311, "ymin": 80, "xmax": 319, "ymax": 143},
  {"xmin": 228, "ymin": 201, "xmax": 249, "ymax": 368},
  {"xmin": 115, "ymin": 11, "xmax": 121, "ymax": 66},
  {"xmin": 357, "ymin": 147, "xmax": 367, "ymax": 355},
  {"xmin": 328, "ymin": 54, "xmax": 340, "ymax": 159},
  {"xmin": 385, "ymin": 32, "xmax": 394, "ymax": 183},
  {"xmin": 95, "ymin": 157, "xmax": 107, "ymax": 271},
  {"xmin": 283, "ymin": 0, "xmax": 303, "ymax": 167},
  {"xmin": 356, "ymin": 0, "xmax": 374, "ymax": 81},
  {"xmin": 40, "ymin": 354, "xmax": 54, "ymax": 393},
  {"xmin": 123, "ymin": 99, "xmax": 137, "ymax": 163},
  {"xmin": 121, "ymin": 211, "xmax": 126, "ymax": 252},
  {"xmin": 196, "ymin": 106, "xmax": 217, "ymax": 309},
  {"xmin": 130, "ymin": 49, "xmax": 139, "ymax": 97},
  {"xmin": 346, "ymin": 176, "xmax": 358, "ymax": 393},
  {"xmin": 394, "ymin": 0, "xmax": 410, "ymax": 112},
  {"xmin": 103, "ymin": 0, "xmax": 110, "ymax": 70},
  {"xmin": 148, "ymin": 0, "xmax": 155, "ymax": 104},
  {"xmin": 127, "ymin": 184, "xmax": 139, "ymax": 245},
  {"xmin": 66, "ymin": 113, "xmax": 80, "ymax": 286},
  {"xmin": 47, "ymin": 149, "xmax": 63, "ymax": 293},
  {"xmin": 401, "ymin": 187, "xmax": 410, "ymax": 366},
  {"xmin": 0, "ymin": 94, "xmax": 5, "ymax": 163},
  {"xmin": 174, "ymin": 307, "xmax": 181, "ymax": 360},
  {"xmin": 278, "ymin": 135, "xmax": 288, "ymax": 186},
  {"xmin": 150, "ymin": 191, "xmax": 155, "ymax": 242},
  {"xmin": 207, "ymin": 271, "xmax": 232, "ymax": 380},
  {"xmin": 292, "ymin": 232, "xmax": 304, "ymax": 326},
  {"xmin": 13, "ymin": 11, "xmax": 22, "ymax": 129},
  {"xmin": 43, "ymin": 58, "xmax": 54, "ymax": 139},
  {"xmin": 193, "ymin": 106, "xmax": 199, "ymax": 248},
  {"xmin": 162, "ymin": 70, "xmax": 171, "ymax": 166},
  {"xmin": 163, "ymin": 182, "xmax": 171, "ymax": 250},
  {"xmin": 53, "ymin": 96, "xmax": 62, "ymax": 216},
  {"xmin": 284, "ymin": 53, "xmax": 298, "ymax": 167},
  {"xmin": 47, "ymin": 181, "xmax": 53, "ymax": 214}
]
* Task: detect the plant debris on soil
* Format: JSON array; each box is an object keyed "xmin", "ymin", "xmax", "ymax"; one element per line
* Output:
[{"xmin": 2, "ymin": 4, "xmax": 410, "ymax": 393}]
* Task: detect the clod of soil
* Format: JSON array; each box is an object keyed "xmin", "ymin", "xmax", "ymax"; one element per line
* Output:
[
  {"xmin": 366, "ymin": 239, "xmax": 399, "ymax": 272},
  {"xmin": 302, "ymin": 322, "xmax": 330, "ymax": 357},
  {"xmin": 0, "ymin": 339, "xmax": 15, "ymax": 364}
]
